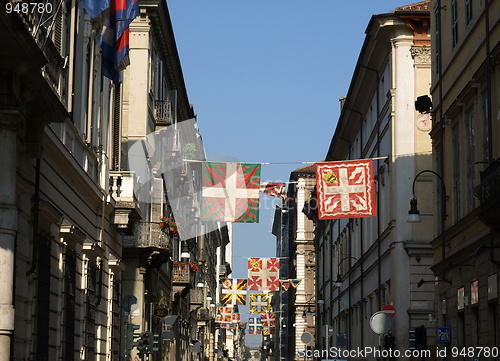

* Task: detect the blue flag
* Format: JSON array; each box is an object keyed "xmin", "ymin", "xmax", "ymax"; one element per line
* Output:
[{"xmin": 82, "ymin": 0, "xmax": 110, "ymax": 19}]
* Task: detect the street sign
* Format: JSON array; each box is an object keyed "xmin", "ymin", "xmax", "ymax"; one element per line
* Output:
[
  {"xmin": 370, "ymin": 311, "xmax": 392, "ymax": 334},
  {"xmin": 163, "ymin": 315, "xmax": 178, "ymax": 326},
  {"xmin": 162, "ymin": 330, "xmax": 174, "ymax": 341},
  {"xmin": 153, "ymin": 306, "xmax": 168, "ymax": 318},
  {"xmin": 437, "ymin": 326, "xmax": 451, "ymax": 343},
  {"xmin": 336, "ymin": 332, "xmax": 347, "ymax": 347},
  {"xmin": 301, "ymin": 332, "xmax": 313, "ymax": 345},
  {"xmin": 382, "ymin": 305, "xmax": 396, "ymax": 318},
  {"xmin": 122, "ymin": 295, "xmax": 138, "ymax": 312}
]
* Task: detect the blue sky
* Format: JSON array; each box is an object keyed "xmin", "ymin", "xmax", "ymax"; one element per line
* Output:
[{"xmin": 167, "ymin": 0, "xmax": 415, "ymax": 347}]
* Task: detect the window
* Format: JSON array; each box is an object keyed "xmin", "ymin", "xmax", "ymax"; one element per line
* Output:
[
  {"xmin": 465, "ymin": 0, "xmax": 473, "ymax": 25},
  {"xmin": 471, "ymin": 280, "xmax": 479, "ymax": 305},
  {"xmin": 36, "ymin": 234, "xmax": 52, "ymax": 361},
  {"xmin": 434, "ymin": 5, "xmax": 440, "ymax": 74},
  {"xmin": 110, "ymin": 278, "xmax": 121, "ymax": 361},
  {"xmin": 481, "ymin": 93, "xmax": 490, "ymax": 162},
  {"xmin": 452, "ymin": 126, "xmax": 461, "ymax": 222},
  {"xmin": 465, "ymin": 109, "xmax": 476, "ymax": 212},
  {"xmin": 457, "ymin": 287, "xmax": 465, "ymax": 310},
  {"xmin": 451, "ymin": 0, "xmax": 459, "ymax": 47},
  {"xmin": 85, "ymin": 263, "xmax": 98, "ymax": 361},
  {"xmin": 471, "ymin": 280, "xmax": 479, "ymax": 347},
  {"xmin": 64, "ymin": 250, "xmax": 77, "ymax": 361}
]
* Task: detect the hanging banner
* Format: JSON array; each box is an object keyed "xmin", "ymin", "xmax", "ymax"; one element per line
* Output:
[
  {"xmin": 201, "ymin": 162, "xmax": 261, "ymax": 222},
  {"xmin": 249, "ymin": 293, "xmax": 271, "ymax": 314},
  {"xmin": 315, "ymin": 160, "xmax": 376, "ymax": 219},
  {"xmin": 221, "ymin": 278, "xmax": 248, "ymax": 305},
  {"xmin": 247, "ymin": 258, "xmax": 280, "ymax": 291}
]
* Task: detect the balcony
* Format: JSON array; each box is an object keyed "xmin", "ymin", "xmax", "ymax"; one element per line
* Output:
[
  {"xmin": 197, "ymin": 308, "xmax": 211, "ymax": 321},
  {"xmin": 155, "ymin": 100, "xmax": 174, "ymax": 125},
  {"xmin": 474, "ymin": 157, "xmax": 500, "ymax": 228},
  {"xmin": 172, "ymin": 268, "xmax": 191, "ymax": 285},
  {"xmin": 123, "ymin": 221, "xmax": 173, "ymax": 250},
  {"xmin": 190, "ymin": 288, "xmax": 204, "ymax": 306},
  {"xmin": 109, "ymin": 171, "xmax": 142, "ymax": 231},
  {"xmin": 172, "ymin": 266, "xmax": 195, "ymax": 297}
]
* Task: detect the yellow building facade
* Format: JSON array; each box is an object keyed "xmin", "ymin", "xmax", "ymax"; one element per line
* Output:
[{"xmin": 429, "ymin": 0, "xmax": 500, "ymax": 353}]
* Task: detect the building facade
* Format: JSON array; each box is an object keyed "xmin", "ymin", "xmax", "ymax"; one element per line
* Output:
[
  {"xmin": 273, "ymin": 165, "xmax": 316, "ymax": 360},
  {"xmin": 1, "ymin": 0, "xmax": 125, "ymax": 360},
  {"xmin": 0, "ymin": 1, "xmax": 225, "ymax": 361},
  {"xmin": 119, "ymin": 1, "xmax": 229, "ymax": 361},
  {"xmin": 429, "ymin": 0, "xmax": 500, "ymax": 354},
  {"xmin": 307, "ymin": 1, "xmax": 436, "ymax": 357}
]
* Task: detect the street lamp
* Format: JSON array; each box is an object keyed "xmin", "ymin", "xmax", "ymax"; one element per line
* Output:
[
  {"xmin": 407, "ymin": 170, "xmax": 451, "ymax": 284},
  {"xmin": 334, "ymin": 256, "xmax": 359, "ymax": 348},
  {"xmin": 335, "ymin": 274, "xmax": 343, "ymax": 288},
  {"xmin": 334, "ymin": 256, "xmax": 359, "ymax": 288},
  {"xmin": 407, "ymin": 198, "xmax": 421, "ymax": 223}
]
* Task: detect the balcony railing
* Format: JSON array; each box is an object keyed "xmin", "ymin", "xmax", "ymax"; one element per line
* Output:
[
  {"xmin": 109, "ymin": 171, "xmax": 139, "ymax": 203},
  {"xmin": 474, "ymin": 157, "xmax": 500, "ymax": 228},
  {"xmin": 155, "ymin": 100, "xmax": 174, "ymax": 125},
  {"xmin": 172, "ymin": 268, "xmax": 191, "ymax": 285},
  {"xmin": 123, "ymin": 221, "xmax": 172, "ymax": 249},
  {"xmin": 10, "ymin": 0, "xmax": 69, "ymax": 107}
]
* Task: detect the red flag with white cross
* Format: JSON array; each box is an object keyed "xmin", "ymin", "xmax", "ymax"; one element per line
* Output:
[{"xmin": 315, "ymin": 160, "xmax": 376, "ymax": 219}]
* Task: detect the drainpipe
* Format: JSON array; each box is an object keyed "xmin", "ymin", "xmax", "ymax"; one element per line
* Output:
[{"xmin": 26, "ymin": 158, "xmax": 41, "ymax": 276}]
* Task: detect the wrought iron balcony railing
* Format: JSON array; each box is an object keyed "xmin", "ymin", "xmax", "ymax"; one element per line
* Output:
[
  {"xmin": 155, "ymin": 100, "xmax": 174, "ymax": 125},
  {"xmin": 172, "ymin": 267, "xmax": 191, "ymax": 285},
  {"xmin": 474, "ymin": 157, "xmax": 500, "ymax": 227},
  {"xmin": 123, "ymin": 221, "xmax": 172, "ymax": 249}
]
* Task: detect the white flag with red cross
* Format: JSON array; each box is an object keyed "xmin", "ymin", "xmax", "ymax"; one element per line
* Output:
[{"xmin": 247, "ymin": 258, "xmax": 280, "ymax": 291}]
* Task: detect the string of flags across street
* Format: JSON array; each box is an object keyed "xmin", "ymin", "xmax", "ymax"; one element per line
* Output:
[{"xmin": 198, "ymin": 157, "xmax": 381, "ymax": 334}]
